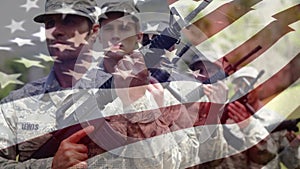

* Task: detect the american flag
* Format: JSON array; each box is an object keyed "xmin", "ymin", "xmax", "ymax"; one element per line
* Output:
[{"xmin": 0, "ymin": 0, "xmax": 299, "ymax": 168}]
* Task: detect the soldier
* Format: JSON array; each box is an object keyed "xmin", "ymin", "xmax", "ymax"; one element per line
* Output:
[
  {"xmin": 186, "ymin": 53, "xmax": 272, "ymax": 168},
  {"xmin": 0, "ymin": 0, "xmax": 103, "ymax": 168},
  {"xmin": 220, "ymin": 66, "xmax": 300, "ymax": 169},
  {"xmin": 184, "ymin": 51, "xmax": 230, "ymax": 168},
  {"xmin": 92, "ymin": 1, "xmax": 199, "ymax": 168}
]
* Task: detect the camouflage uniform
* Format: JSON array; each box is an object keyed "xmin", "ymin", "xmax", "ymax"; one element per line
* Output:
[
  {"xmin": 219, "ymin": 107, "xmax": 300, "ymax": 169},
  {"xmin": 218, "ymin": 67, "xmax": 300, "ymax": 169},
  {"xmin": 0, "ymin": 67, "xmax": 112, "ymax": 168},
  {"xmin": 184, "ymin": 57, "xmax": 277, "ymax": 168},
  {"xmin": 0, "ymin": 70, "xmax": 74, "ymax": 168},
  {"xmin": 0, "ymin": 0, "xmax": 106, "ymax": 167},
  {"xmin": 90, "ymin": 1, "xmax": 200, "ymax": 168},
  {"xmin": 169, "ymin": 79, "xmax": 229, "ymax": 168},
  {"xmin": 89, "ymin": 87, "xmax": 200, "ymax": 169}
]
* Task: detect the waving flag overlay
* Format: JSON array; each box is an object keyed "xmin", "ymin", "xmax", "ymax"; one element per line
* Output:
[{"xmin": 0, "ymin": 0, "xmax": 299, "ymax": 168}]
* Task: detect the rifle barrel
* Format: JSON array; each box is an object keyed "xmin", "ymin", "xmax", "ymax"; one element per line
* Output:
[{"xmin": 232, "ymin": 45, "xmax": 262, "ymax": 69}]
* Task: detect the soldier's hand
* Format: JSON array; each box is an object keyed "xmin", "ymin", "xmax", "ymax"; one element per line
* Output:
[
  {"xmin": 147, "ymin": 77, "xmax": 164, "ymax": 108},
  {"xmin": 52, "ymin": 126, "xmax": 94, "ymax": 169},
  {"xmin": 203, "ymin": 81, "xmax": 228, "ymax": 104},
  {"xmin": 286, "ymin": 131, "xmax": 300, "ymax": 147},
  {"xmin": 227, "ymin": 101, "xmax": 251, "ymax": 129}
]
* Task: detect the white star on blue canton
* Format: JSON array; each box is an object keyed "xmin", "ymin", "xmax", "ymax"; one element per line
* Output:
[
  {"xmin": 10, "ymin": 38, "xmax": 34, "ymax": 47},
  {"xmin": 20, "ymin": 0, "xmax": 39, "ymax": 12},
  {"xmin": 5, "ymin": 19, "xmax": 25, "ymax": 34},
  {"xmin": 33, "ymin": 27, "xmax": 46, "ymax": 42}
]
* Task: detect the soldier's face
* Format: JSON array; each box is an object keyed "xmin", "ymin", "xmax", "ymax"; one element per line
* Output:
[
  {"xmin": 233, "ymin": 77, "xmax": 258, "ymax": 104},
  {"xmin": 99, "ymin": 13, "xmax": 141, "ymax": 54},
  {"xmin": 44, "ymin": 14, "xmax": 96, "ymax": 62}
]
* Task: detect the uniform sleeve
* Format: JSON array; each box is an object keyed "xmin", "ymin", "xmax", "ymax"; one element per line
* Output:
[
  {"xmin": 171, "ymin": 105, "xmax": 200, "ymax": 168},
  {"xmin": 0, "ymin": 157, "xmax": 53, "ymax": 169},
  {"xmin": 197, "ymin": 125, "xmax": 228, "ymax": 164},
  {"xmin": 240, "ymin": 116, "xmax": 270, "ymax": 147},
  {"xmin": 0, "ymin": 101, "xmax": 53, "ymax": 169},
  {"xmin": 279, "ymin": 134, "xmax": 300, "ymax": 169},
  {"xmin": 222, "ymin": 116, "xmax": 272, "ymax": 159},
  {"xmin": 0, "ymin": 102, "xmax": 18, "ymax": 161}
]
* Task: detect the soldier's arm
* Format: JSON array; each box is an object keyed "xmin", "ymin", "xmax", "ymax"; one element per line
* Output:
[
  {"xmin": 279, "ymin": 131, "xmax": 300, "ymax": 169},
  {"xmin": 0, "ymin": 101, "xmax": 19, "ymax": 163},
  {"xmin": 0, "ymin": 102, "xmax": 53, "ymax": 169},
  {"xmin": 0, "ymin": 156, "xmax": 53, "ymax": 169}
]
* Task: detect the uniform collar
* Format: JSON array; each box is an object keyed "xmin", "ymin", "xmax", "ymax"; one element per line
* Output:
[
  {"xmin": 44, "ymin": 66, "xmax": 112, "ymax": 106},
  {"xmin": 44, "ymin": 69, "xmax": 62, "ymax": 94}
]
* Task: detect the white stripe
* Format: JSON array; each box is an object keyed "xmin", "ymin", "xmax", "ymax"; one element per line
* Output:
[
  {"xmin": 252, "ymin": 0, "xmax": 300, "ymax": 14},
  {"xmin": 265, "ymin": 80, "xmax": 300, "ymax": 118},
  {"xmin": 196, "ymin": 1, "xmax": 299, "ymax": 61},
  {"xmin": 0, "ymin": 46, "xmax": 11, "ymax": 51},
  {"xmin": 243, "ymin": 21, "xmax": 300, "ymax": 85}
]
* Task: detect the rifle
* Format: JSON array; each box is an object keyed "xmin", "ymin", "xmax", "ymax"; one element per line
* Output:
[
  {"xmin": 141, "ymin": 0, "xmax": 213, "ymax": 68},
  {"xmin": 29, "ymin": 77, "xmax": 125, "ymax": 159},
  {"xmin": 267, "ymin": 118, "xmax": 300, "ymax": 133},
  {"xmin": 184, "ymin": 46, "xmax": 262, "ymax": 103},
  {"xmin": 28, "ymin": 1, "xmax": 214, "ymax": 160},
  {"xmin": 141, "ymin": 0, "xmax": 214, "ymax": 103},
  {"xmin": 220, "ymin": 70, "xmax": 264, "ymax": 150},
  {"xmin": 30, "ymin": 115, "xmax": 128, "ymax": 159},
  {"xmin": 220, "ymin": 70, "xmax": 265, "ymax": 124}
]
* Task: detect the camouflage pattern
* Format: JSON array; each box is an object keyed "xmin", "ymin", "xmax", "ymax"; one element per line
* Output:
[
  {"xmin": 0, "ymin": 68, "xmax": 112, "ymax": 168},
  {"xmin": 218, "ymin": 131, "xmax": 300, "ymax": 169},
  {"xmin": 170, "ymin": 77, "xmax": 230, "ymax": 168},
  {"xmin": 34, "ymin": 0, "xmax": 100, "ymax": 23},
  {"xmin": 211, "ymin": 66, "xmax": 300, "ymax": 168},
  {"xmin": 0, "ymin": 70, "xmax": 64, "ymax": 168},
  {"xmin": 98, "ymin": 1, "xmax": 139, "ymax": 21},
  {"xmin": 218, "ymin": 107, "xmax": 300, "ymax": 169},
  {"xmin": 0, "ymin": 64, "xmax": 200, "ymax": 168},
  {"xmin": 97, "ymin": 89, "xmax": 200, "ymax": 169}
]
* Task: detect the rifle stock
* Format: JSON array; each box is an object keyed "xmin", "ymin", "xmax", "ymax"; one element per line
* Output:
[{"xmin": 268, "ymin": 118, "xmax": 300, "ymax": 133}]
